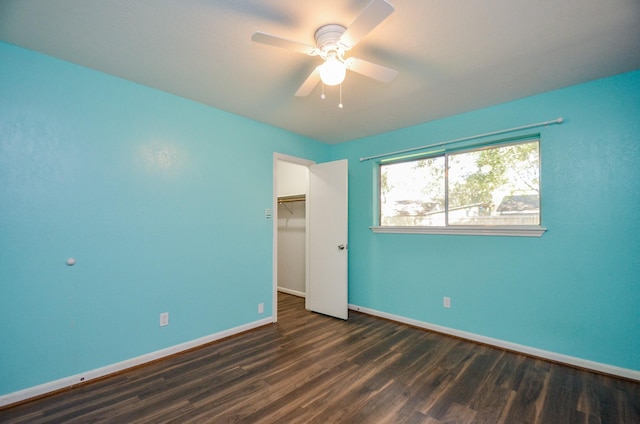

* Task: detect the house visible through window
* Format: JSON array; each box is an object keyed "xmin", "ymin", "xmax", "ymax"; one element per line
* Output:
[{"xmin": 379, "ymin": 139, "xmax": 541, "ymax": 228}]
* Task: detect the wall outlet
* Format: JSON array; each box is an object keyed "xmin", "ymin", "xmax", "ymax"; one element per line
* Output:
[
  {"xmin": 258, "ymin": 303, "xmax": 264, "ymax": 314},
  {"xmin": 443, "ymin": 297, "xmax": 451, "ymax": 308},
  {"xmin": 160, "ymin": 312, "xmax": 169, "ymax": 326}
]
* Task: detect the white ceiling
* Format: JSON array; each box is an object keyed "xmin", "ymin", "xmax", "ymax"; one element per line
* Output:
[{"xmin": 1, "ymin": 0, "xmax": 639, "ymax": 144}]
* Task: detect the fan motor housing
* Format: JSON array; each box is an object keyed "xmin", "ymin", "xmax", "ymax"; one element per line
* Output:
[{"xmin": 314, "ymin": 24, "xmax": 347, "ymax": 54}]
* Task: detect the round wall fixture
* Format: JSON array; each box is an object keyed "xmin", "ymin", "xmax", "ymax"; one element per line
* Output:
[{"xmin": 66, "ymin": 258, "xmax": 76, "ymax": 266}]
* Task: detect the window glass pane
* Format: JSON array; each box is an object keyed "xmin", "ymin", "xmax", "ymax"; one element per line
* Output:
[
  {"xmin": 448, "ymin": 141, "xmax": 539, "ymax": 225},
  {"xmin": 378, "ymin": 139, "xmax": 541, "ymax": 228},
  {"xmin": 380, "ymin": 156, "xmax": 445, "ymax": 226}
]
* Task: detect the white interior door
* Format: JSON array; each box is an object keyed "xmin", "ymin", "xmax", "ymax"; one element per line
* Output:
[{"xmin": 306, "ymin": 159, "xmax": 348, "ymax": 320}]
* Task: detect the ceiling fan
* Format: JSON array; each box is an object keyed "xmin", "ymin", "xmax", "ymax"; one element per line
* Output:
[{"xmin": 251, "ymin": 0, "xmax": 398, "ymax": 99}]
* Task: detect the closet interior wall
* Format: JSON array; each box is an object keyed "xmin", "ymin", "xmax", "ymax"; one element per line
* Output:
[{"xmin": 276, "ymin": 160, "xmax": 309, "ymax": 298}]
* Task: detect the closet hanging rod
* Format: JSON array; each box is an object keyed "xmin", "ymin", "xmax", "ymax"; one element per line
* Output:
[
  {"xmin": 359, "ymin": 117, "xmax": 564, "ymax": 162},
  {"xmin": 278, "ymin": 194, "xmax": 306, "ymax": 203}
]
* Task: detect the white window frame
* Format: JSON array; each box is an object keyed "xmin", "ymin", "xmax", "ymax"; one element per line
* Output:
[{"xmin": 371, "ymin": 138, "xmax": 547, "ymax": 237}]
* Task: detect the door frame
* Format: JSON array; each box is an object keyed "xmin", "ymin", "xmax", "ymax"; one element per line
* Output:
[{"xmin": 272, "ymin": 153, "xmax": 314, "ymax": 323}]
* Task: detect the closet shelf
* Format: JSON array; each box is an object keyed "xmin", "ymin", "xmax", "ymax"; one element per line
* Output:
[{"xmin": 278, "ymin": 194, "xmax": 306, "ymax": 203}]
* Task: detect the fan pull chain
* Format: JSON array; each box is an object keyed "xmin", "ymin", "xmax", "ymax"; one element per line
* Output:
[{"xmin": 319, "ymin": 82, "xmax": 344, "ymax": 109}]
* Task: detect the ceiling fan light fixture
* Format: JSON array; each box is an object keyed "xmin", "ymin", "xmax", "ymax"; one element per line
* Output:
[
  {"xmin": 251, "ymin": 0, "xmax": 398, "ymax": 97},
  {"xmin": 318, "ymin": 54, "xmax": 346, "ymax": 86}
]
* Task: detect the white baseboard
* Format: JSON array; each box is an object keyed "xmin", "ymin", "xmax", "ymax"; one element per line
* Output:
[
  {"xmin": 0, "ymin": 317, "xmax": 273, "ymax": 408},
  {"xmin": 5, "ymin": 306, "xmax": 636, "ymax": 408},
  {"xmin": 348, "ymin": 303, "xmax": 640, "ymax": 382},
  {"xmin": 277, "ymin": 287, "xmax": 306, "ymax": 298}
]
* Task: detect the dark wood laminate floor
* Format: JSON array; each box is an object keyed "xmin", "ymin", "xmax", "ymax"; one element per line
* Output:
[{"xmin": 2, "ymin": 293, "xmax": 639, "ymax": 423}]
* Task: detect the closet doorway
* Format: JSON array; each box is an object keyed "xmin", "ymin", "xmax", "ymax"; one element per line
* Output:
[
  {"xmin": 273, "ymin": 154, "xmax": 313, "ymax": 321},
  {"xmin": 276, "ymin": 160, "xmax": 309, "ymax": 297},
  {"xmin": 272, "ymin": 153, "xmax": 349, "ymax": 322}
]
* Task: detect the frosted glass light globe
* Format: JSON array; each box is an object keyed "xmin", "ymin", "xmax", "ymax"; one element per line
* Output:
[{"xmin": 319, "ymin": 56, "xmax": 346, "ymax": 86}]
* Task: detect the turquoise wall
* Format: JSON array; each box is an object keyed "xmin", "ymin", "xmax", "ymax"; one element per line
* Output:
[
  {"xmin": 0, "ymin": 42, "xmax": 329, "ymax": 395},
  {"xmin": 1, "ymin": 40, "xmax": 638, "ymax": 398},
  {"xmin": 333, "ymin": 70, "xmax": 640, "ymax": 371}
]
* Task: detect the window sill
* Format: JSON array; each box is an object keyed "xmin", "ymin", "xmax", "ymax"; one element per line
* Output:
[{"xmin": 370, "ymin": 225, "xmax": 547, "ymax": 237}]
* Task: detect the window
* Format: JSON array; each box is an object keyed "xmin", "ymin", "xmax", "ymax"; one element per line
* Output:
[{"xmin": 376, "ymin": 139, "xmax": 545, "ymax": 236}]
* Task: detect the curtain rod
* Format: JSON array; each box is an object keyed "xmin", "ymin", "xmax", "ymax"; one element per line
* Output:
[{"xmin": 359, "ymin": 117, "xmax": 564, "ymax": 162}]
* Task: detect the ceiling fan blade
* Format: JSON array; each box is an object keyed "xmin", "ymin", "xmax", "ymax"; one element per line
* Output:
[
  {"xmin": 251, "ymin": 32, "xmax": 317, "ymax": 55},
  {"xmin": 295, "ymin": 68, "xmax": 321, "ymax": 96},
  {"xmin": 339, "ymin": 0, "xmax": 395, "ymax": 49},
  {"xmin": 345, "ymin": 57, "xmax": 398, "ymax": 83}
]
